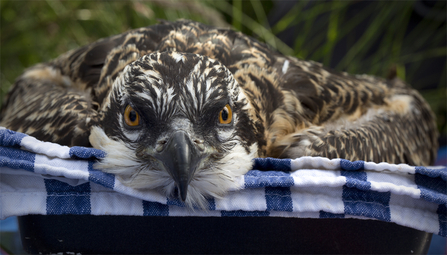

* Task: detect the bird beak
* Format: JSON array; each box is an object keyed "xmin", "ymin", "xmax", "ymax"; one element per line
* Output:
[{"xmin": 154, "ymin": 131, "xmax": 205, "ymax": 202}]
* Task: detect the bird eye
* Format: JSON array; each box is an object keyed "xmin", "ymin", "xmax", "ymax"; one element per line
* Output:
[
  {"xmin": 219, "ymin": 104, "xmax": 233, "ymax": 125},
  {"xmin": 124, "ymin": 105, "xmax": 140, "ymax": 127}
]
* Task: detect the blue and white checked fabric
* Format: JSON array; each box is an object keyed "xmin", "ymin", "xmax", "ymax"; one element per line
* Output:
[{"xmin": 0, "ymin": 128, "xmax": 445, "ymax": 236}]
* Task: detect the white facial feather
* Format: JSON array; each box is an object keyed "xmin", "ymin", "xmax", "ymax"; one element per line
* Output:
[
  {"xmin": 90, "ymin": 126, "xmax": 256, "ymax": 209},
  {"xmin": 111, "ymin": 67, "xmax": 131, "ymax": 104},
  {"xmin": 182, "ymin": 140, "xmax": 257, "ymax": 209},
  {"xmin": 89, "ymin": 126, "xmax": 141, "ymax": 179}
]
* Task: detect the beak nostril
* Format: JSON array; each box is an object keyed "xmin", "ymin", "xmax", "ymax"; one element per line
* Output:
[
  {"xmin": 156, "ymin": 140, "xmax": 168, "ymax": 152},
  {"xmin": 194, "ymin": 139, "xmax": 205, "ymax": 151},
  {"xmin": 194, "ymin": 139, "xmax": 203, "ymax": 144}
]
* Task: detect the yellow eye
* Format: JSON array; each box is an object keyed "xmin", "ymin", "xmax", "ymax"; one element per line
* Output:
[
  {"xmin": 124, "ymin": 105, "xmax": 140, "ymax": 127},
  {"xmin": 219, "ymin": 104, "xmax": 233, "ymax": 125}
]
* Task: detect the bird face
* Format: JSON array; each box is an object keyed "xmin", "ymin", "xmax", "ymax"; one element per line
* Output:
[{"xmin": 89, "ymin": 51, "xmax": 259, "ymax": 209}]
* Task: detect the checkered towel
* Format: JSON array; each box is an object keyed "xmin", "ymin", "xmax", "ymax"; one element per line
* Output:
[{"xmin": 0, "ymin": 128, "xmax": 445, "ymax": 236}]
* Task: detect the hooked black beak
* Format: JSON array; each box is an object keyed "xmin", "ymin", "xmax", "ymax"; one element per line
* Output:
[{"xmin": 154, "ymin": 131, "xmax": 204, "ymax": 202}]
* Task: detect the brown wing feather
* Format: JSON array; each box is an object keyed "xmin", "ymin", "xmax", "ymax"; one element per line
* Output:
[{"xmin": 0, "ymin": 67, "xmax": 95, "ymax": 146}]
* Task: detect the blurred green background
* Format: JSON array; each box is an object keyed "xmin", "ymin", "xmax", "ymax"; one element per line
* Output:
[{"xmin": 0, "ymin": 0, "xmax": 446, "ymax": 138}]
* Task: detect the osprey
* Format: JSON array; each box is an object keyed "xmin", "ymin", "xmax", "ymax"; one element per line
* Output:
[{"xmin": 0, "ymin": 20, "xmax": 438, "ymax": 208}]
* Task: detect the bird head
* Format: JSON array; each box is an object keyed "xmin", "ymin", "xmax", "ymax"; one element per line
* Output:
[{"xmin": 89, "ymin": 51, "xmax": 260, "ymax": 209}]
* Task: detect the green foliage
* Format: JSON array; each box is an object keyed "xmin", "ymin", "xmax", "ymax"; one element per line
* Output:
[{"xmin": 1, "ymin": 0, "xmax": 445, "ymax": 135}]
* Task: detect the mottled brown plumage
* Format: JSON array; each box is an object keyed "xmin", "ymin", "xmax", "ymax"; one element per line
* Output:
[{"xmin": 0, "ymin": 20, "xmax": 438, "ymax": 167}]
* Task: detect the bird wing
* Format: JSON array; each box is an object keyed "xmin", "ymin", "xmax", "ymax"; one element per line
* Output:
[{"xmin": 270, "ymin": 67, "xmax": 439, "ymax": 166}]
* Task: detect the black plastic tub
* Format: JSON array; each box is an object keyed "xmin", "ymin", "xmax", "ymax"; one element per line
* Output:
[{"xmin": 18, "ymin": 215, "xmax": 432, "ymax": 254}]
